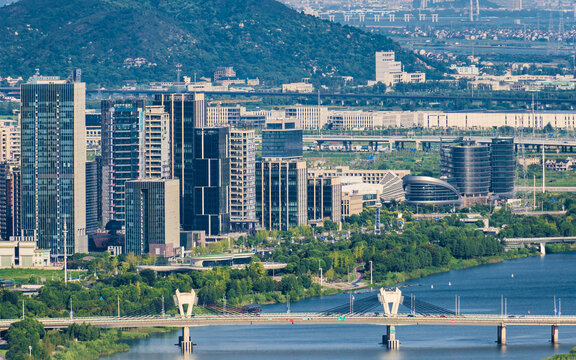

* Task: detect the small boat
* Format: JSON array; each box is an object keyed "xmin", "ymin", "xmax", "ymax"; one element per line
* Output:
[
  {"xmin": 448, "ymin": 282, "xmax": 452, "ymax": 286},
  {"xmin": 511, "ymin": 274, "xmax": 514, "ymax": 278},
  {"xmin": 430, "ymin": 284, "xmax": 434, "ymax": 289}
]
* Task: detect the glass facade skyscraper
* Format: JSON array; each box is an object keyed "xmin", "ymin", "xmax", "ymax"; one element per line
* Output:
[
  {"xmin": 20, "ymin": 79, "xmax": 87, "ymax": 255},
  {"xmin": 261, "ymin": 120, "xmax": 303, "ymax": 159},
  {"xmin": 154, "ymin": 93, "xmax": 205, "ymax": 230},
  {"xmin": 256, "ymin": 159, "xmax": 307, "ymax": 230},
  {"xmin": 491, "ymin": 137, "xmax": 515, "ymax": 197},
  {"xmin": 101, "ymin": 99, "xmax": 145, "ymax": 227},
  {"xmin": 125, "ymin": 178, "xmax": 180, "ymax": 256},
  {"xmin": 192, "ymin": 127, "xmax": 230, "ymax": 236}
]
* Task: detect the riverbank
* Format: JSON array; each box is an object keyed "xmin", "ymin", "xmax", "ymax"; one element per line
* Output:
[
  {"xmin": 546, "ymin": 347, "xmax": 576, "ymax": 360},
  {"xmin": 53, "ymin": 328, "xmax": 172, "ymax": 360},
  {"xmin": 100, "ymin": 253, "xmax": 576, "ymax": 360}
]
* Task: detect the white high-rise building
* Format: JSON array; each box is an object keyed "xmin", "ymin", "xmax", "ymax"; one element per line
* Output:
[
  {"xmin": 375, "ymin": 51, "xmax": 425, "ymax": 86},
  {"xmin": 143, "ymin": 105, "xmax": 171, "ymax": 179},
  {"xmin": 229, "ymin": 128, "xmax": 257, "ymax": 232}
]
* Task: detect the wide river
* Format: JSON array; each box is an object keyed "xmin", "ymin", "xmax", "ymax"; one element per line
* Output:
[{"xmin": 104, "ymin": 253, "xmax": 576, "ymax": 360}]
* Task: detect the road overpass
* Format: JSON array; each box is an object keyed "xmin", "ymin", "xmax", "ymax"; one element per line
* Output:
[
  {"xmin": 303, "ymin": 135, "xmax": 576, "ymax": 152},
  {"xmin": 503, "ymin": 236, "xmax": 576, "ymax": 254},
  {"xmin": 4, "ymin": 87, "xmax": 576, "ymax": 105}
]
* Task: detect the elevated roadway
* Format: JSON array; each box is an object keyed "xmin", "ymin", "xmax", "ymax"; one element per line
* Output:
[
  {"xmin": 4, "ymin": 87, "xmax": 576, "ymax": 105},
  {"xmin": 1, "ymin": 313, "xmax": 575, "ymax": 330},
  {"xmin": 303, "ymin": 135, "xmax": 576, "ymax": 149}
]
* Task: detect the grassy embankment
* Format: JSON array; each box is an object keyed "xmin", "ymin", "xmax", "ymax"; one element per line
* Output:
[
  {"xmin": 0, "ymin": 268, "xmax": 89, "ymax": 286},
  {"xmin": 51, "ymin": 328, "xmax": 172, "ymax": 360},
  {"xmin": 545, "ymin": 347, "xmax": 576, "ymax": 360}
]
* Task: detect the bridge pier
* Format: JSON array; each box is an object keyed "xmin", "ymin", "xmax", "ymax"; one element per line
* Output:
[
  {"xmin": 551, "ymin": 325, "xmax": 559, "ymax": 344},
  {"xmin": 383, "ymin": 325, "xmax": 400, "ymax": 350},
  {"xmin": 180, "ymin": 327, "xmax": 194, "ymax": 353},
  {"xmin": 497, "ymin": 325, "xmax": 507, "ymax": 345}
]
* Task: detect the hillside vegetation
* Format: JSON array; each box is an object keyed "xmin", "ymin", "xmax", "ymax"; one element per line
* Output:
[{"xmin": 0, "ymin": 0, "xmax": 443, "ymax": 85}]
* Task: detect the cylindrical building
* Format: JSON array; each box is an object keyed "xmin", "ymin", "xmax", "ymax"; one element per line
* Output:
[
  {"xmin": 490, "ymin": 137, "xmax": 515, "ymax": 197},
  {"xmin": 442, "ymin": 141, "xmax": 491, "ymax": 197}
]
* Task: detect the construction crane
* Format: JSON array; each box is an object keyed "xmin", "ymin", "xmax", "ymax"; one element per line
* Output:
[{"xmin": 208, "ymin": 98, "xmax": 262, "ymax": 125}]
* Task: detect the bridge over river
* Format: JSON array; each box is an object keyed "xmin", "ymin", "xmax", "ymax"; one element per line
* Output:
[{"xmin": 1, "ymin": 288, "xmax": 572, "ymax": 353}]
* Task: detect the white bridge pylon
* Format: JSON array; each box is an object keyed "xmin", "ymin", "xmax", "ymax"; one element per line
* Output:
[
  {"xmin": 174, "ymin": 289, "xmax": 198, "ymax": 318},
  {"xmin": 377, "ymin": 288, "xmax": 403, "ymax": 315}
]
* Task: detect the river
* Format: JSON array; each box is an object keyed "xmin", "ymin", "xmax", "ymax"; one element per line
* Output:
[{"xmin": 103, "ymin": 253, "xmax": 576, "ymax": 360}]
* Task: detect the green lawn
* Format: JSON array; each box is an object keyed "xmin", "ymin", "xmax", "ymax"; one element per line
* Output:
[{"xmin": 0, "ymin": 268, "xmax": 70, "ymax": 282}]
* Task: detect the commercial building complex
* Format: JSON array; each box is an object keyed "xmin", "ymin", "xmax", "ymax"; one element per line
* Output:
[{"xmin": 403, "ymin": 176, "xmax": 462, "ymax": 206}]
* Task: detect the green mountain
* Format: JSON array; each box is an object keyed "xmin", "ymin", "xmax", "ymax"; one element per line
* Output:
[{"xmin": 0, "ymin": 0, "xmax": 443, "ymax": 85}]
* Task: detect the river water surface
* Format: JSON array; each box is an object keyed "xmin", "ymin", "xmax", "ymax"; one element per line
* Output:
[{"xmin": 103, "ymin": 253, "xmax": 576, "ymax": 360}]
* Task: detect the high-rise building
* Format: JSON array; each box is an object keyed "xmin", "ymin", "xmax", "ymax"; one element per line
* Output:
[
  {"xmin": 20, "ymin": 76, "xmax": 87, "ymax": 255},
  {"xmin": 154, "ymin": 93, "xmax": 205, "ymax": 229},
  {"xmin": 307, "ymin": 175, "xmax": 342, "ymax": 225},
  {"xmin": 143, "ymin": 105, "xmax": 171, "ymax": 179},
  {"xmin": 256, "ymin": 159, "xmax": 307, "ymax": 230},
  {"xmin": 0, "ymin": 119, "xmax": 20, "ymax": 163},
  {"xmin": 229, "ymin": 127, "xmax": 257, "ymax": 232},
  {"xmin": 101, "ymin": 99, "xmax": 146, "ymax": 227},
  {"xmin": 5, "ymin": 163, "xmax": 20, "ymax": 238},
  {"xmin": 125, "ymin": 178, "xmax": 180, "ymax": 256},
  {"xmin": 0, "ymin": 162, "xmax": 8, "ymax": 240},
  {"xmin": 193, "ymin": 127, "xmax": 230, "ymax": 236},
  {"xmin": 441, "ymin": 140, "xmax": 491, "ymax": 197},
  {"xmin": 261, "ymin": 119, "xmax": 303, "ymax": 159},
  {"xmin": 86, "ymin": 160, "xmax": 99, "ymax": 235},
  {"xmin": 490, "ymin": 137, "xmax": 515, "ymax": 197}
]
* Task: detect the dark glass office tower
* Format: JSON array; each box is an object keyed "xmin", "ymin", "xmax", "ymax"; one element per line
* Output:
[
  {"xmin": 491, "ymin": 137, "xmax": 515, "ymax": 197},
  {"xmin": 0, "ymin": 162, "xmax": 8, "ymax": 240},
  {"xmin": 125, "ymin": 178, "xmax": 180, "ymax": 256},
  {"xmin": 154, "ymin": 93, "xmax": 205, "ymax": 230},
  {"xmin": 192, "ymin": 127, "xmax": 230, "ymax": 236},
  {"xmin": 262, "ymin": 119, "xmax": 303, "ymax": 159},
  {"xmin": 20, "ymin": 79, "xmax": 87, "ymax": 255},
  {"xmin": 101, "ymin": 99, "xmax": 145, "ymax": 227},
  {"xmin": 86, "ymin": 160, "xmax": 99, "ymax": 235},
  {"xmin": 256, "ymin": 159, "xmax": 307, "ymax": 230},
  {"xmin": 441, "ymin": 141, "xmax": 491, "ymax": 197}
]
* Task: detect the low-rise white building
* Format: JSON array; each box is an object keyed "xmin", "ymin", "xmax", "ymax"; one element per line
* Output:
[
  {"xmin": 282, "ymin": 82, "xmax": 314, "ymax": 93},
  {"xmin": 0, "ymin": 236, "xmax": 51, "ymax": 268}
]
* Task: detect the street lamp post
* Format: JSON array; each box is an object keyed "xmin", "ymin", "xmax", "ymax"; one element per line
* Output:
[{"xmin": 369, "ymin": 260, "xmax": 373, "ymax": 286}]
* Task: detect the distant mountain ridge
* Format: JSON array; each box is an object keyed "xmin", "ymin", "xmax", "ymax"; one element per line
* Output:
[{"xmin": 0, "ymin": 0, "xmax": 443, "ymax": 85}]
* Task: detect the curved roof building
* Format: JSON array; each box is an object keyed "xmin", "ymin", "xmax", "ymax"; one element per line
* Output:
[{"xmin": 403, "ymin": 175, "xmax": 462, "ymax": 206}]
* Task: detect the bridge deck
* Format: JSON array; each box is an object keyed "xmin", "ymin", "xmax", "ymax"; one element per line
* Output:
[{"xmin": 3, "ymin": 314, "xmax": 576, "ymax": 330}]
